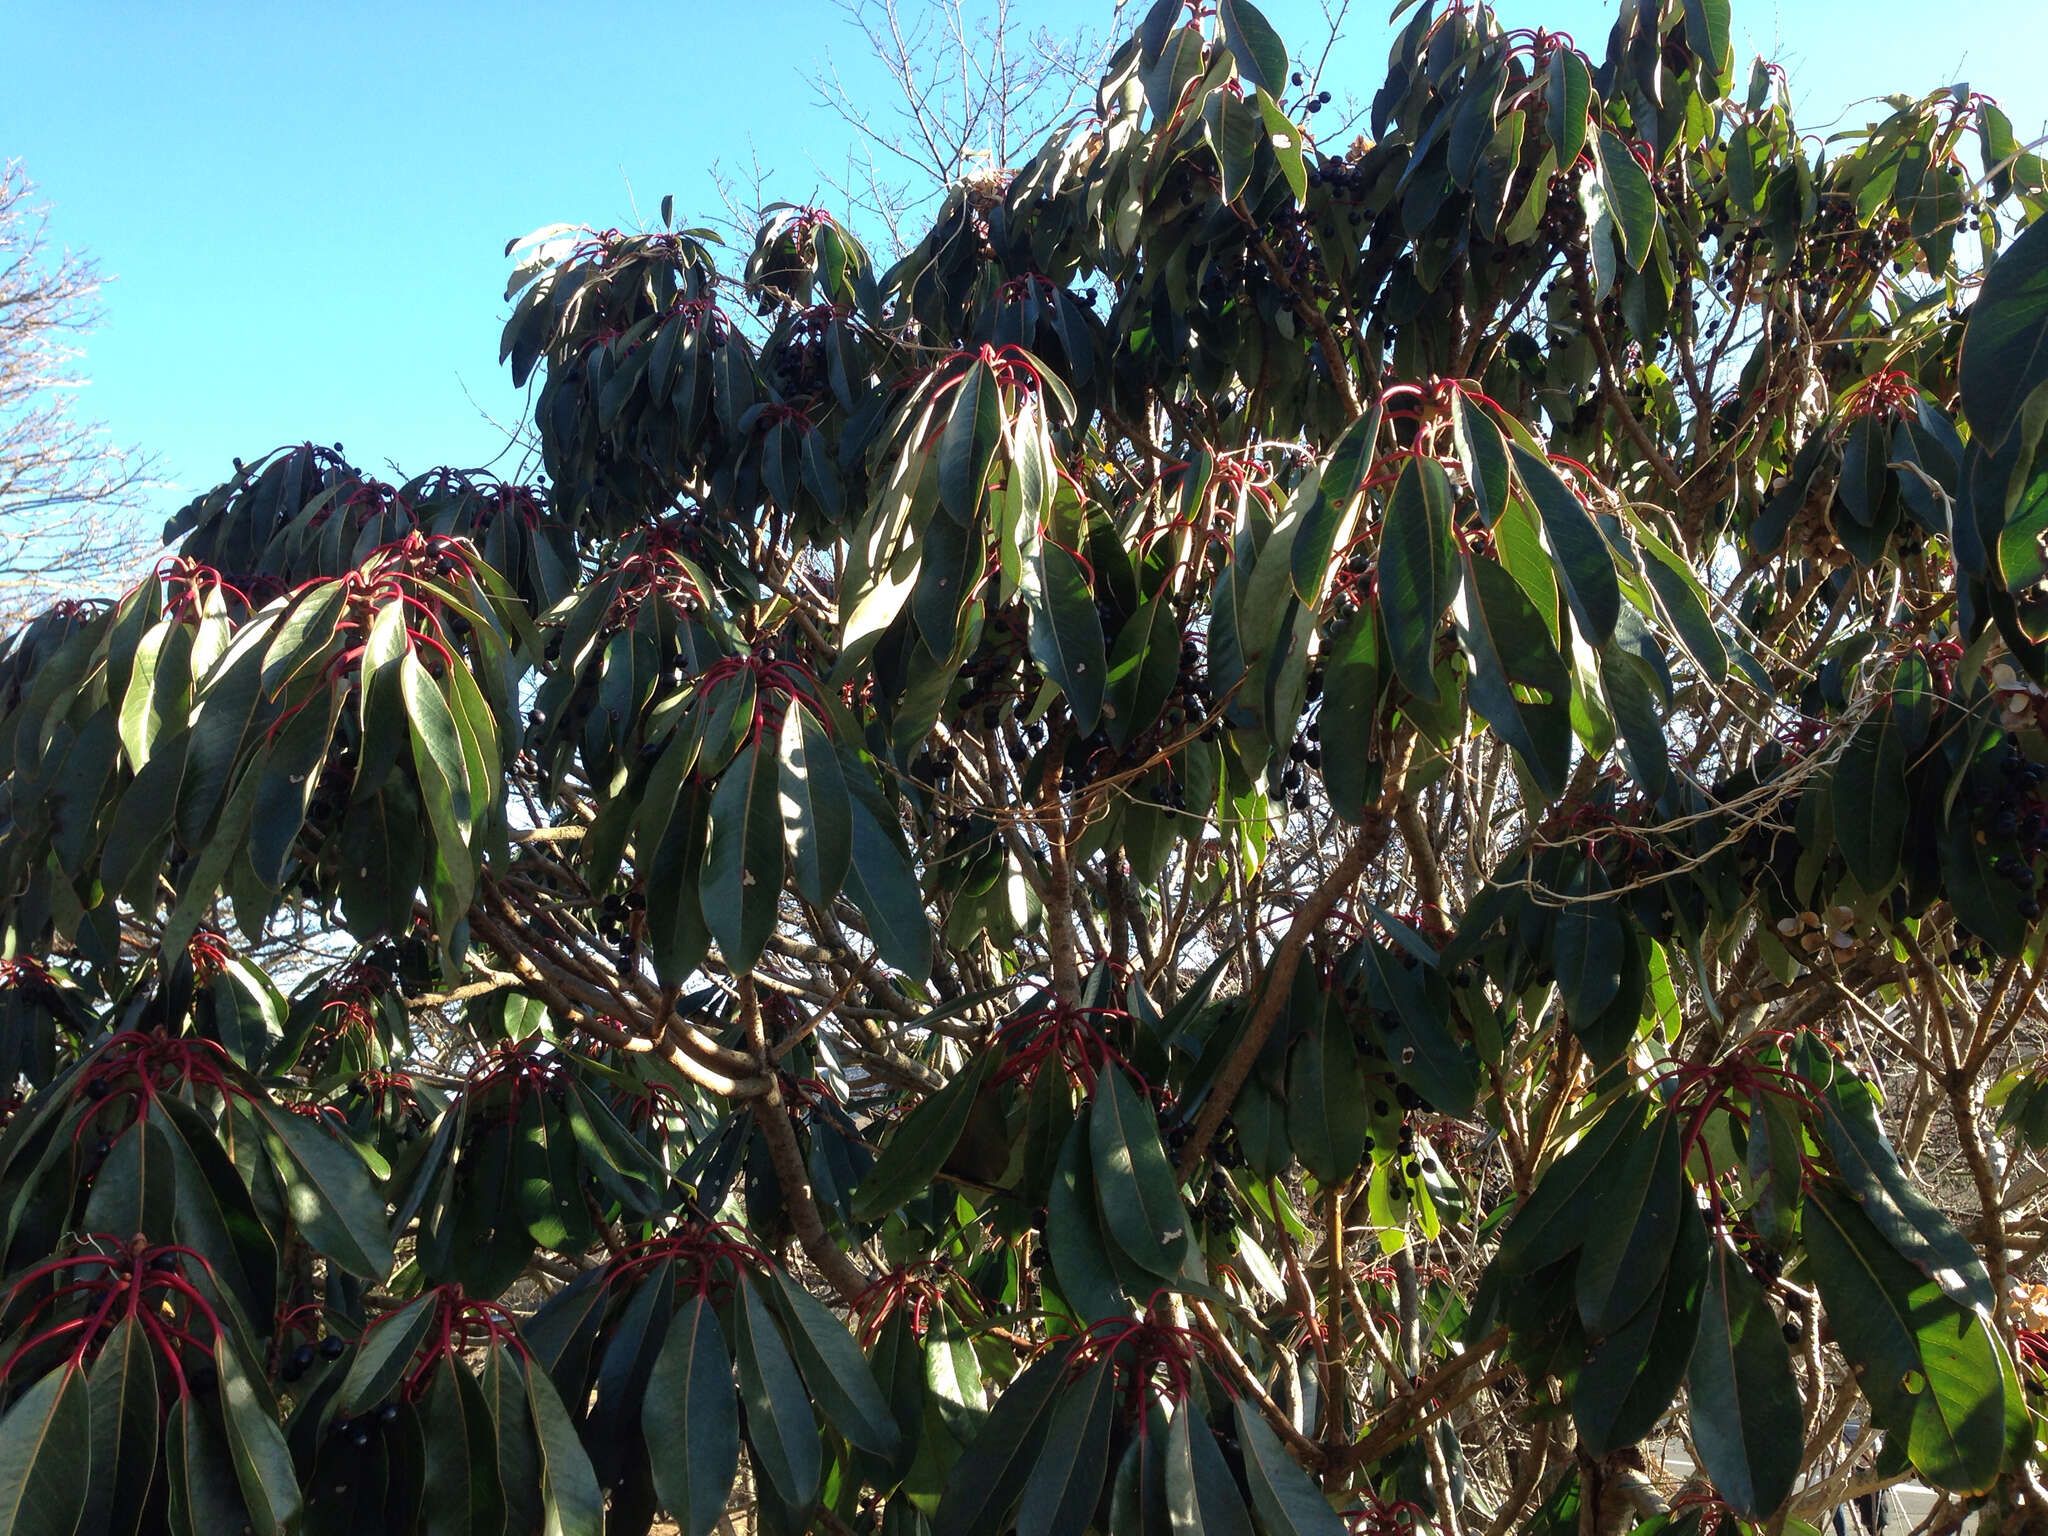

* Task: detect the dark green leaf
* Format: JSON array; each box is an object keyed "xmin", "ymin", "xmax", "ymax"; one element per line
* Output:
[
  {"xmin": 216, "ymin": 1337, "xmax": 303, "ymax": 1536},
  {"xmin": 778, "ymin": 706, "xmax": 851, "ymax": 908},
  {"xmin": 247, "ymin": 1090, "xmax": 395, "ymax": 1278},
  {"xmin": 1016, "ymin": 1359, "xmax": 1116, "ymax": 1536},
  {"xmin": 1234, "ymin": 1399, "xmax": 1346, "ymax": 1535},
  {"xmin": 524, "ymin": 1355, "xmax": 604, "ymax": 1536},
  {"xmin": 1165, "ymin": 1409, "xmax": 1257, "ymax": 1536},
  {"xmin": 1687, "ymin": 1233, "xmax": 1803, "ymax": 1518},
  {"xmin": 1452, "ymin": 394, "xmax": 1512, "ymax": 527},
  {"xmin": 931, "ymin": 1344, "xmax": 1074, "ymax": 1536},
  {"xmin": 1959, "ymin": 213, "xmax": 2048, "ymax": 452},
  {"xmin": 1089, "ymin": 1066, "xmax": 1191, "ymax": 1279},
  {"xmin": 1831, "ymin": 705, "xmax": 1907, "ymax": 894},
  {"xmin": 1554, "ymin": 859, "xmax": 1625, "ymax": 1030},
  {"xmin": 701, "ymin": 738, "xmax": 784, "ymax": 972},
  {"xmin": 1286, "ymin": 991, "xmax": 1370, "ymax": 1185},
  {"xmin": 1594, "ymin": 129, "xmax": 1657, "ymax": 269},
  {"xmin": 765, "ymin": 1268, "xmax": 900, "ymax": 1462},
  {"xmin": 0, "ymin": 1364, "xmax": 90, "ymax": 1536},
  {"xmin": 1457, "ymin": 552, "xmax": 1572, "ymax": 798},
  {"xmin": 1510, "ymin": 446, "xmax": 1620, "ymax": 644},
  {"xmin": 853, "ymin": 1051, "xmax": 998, "ymax": 1221},
  {"xmin": 1546, "ymin": 49, "xmax": 1592, "ymax": 170},
  {"xmin": 1049, "ymin": 1114, "xmax": 1138, "ymax": 1325},
  {"xmin": 645, "ymin": 1295, "xmax": 740, "ymax": 1536},
  {"xmin": 421, "ymin": 1360, "xmax": 506, "ymax": 1536},
  {"xmin": 844, "ymin": 792, "xmax": 932, "ymax": 976},
  {"xmin": 1804, "ymin": 1181, "xmax": 2010, "ymax": 1493},
  {"xmin": 1575, "ymin": 1108, "xmax": 1683, "ymax": 1335},
  {"xmin": 338, "ymin": 1292, "xmax": 438, "ymax": 1414},
  {"xmin": 1026, "ymin": 541, "xmax": 1107, "ymax": 733},
  {"xmin": 1378, "ymin": 457, "xmax": 1458, "ymax": 703},
  {"xmin": 734, "ymin": 1275, "xmax": 821, "ymax": 1510},
  {"xmin": 938, "ymin": 362, "xmax": 1001, "ymax": 523},
  {"xmin": 1217, "ymin": 0, "xmax": 1288, "ymax": 94},
  {"xmin": 1575, "ymin": 1193, "xmax": 1706, "ymax": 1455},
  {"xmin": 83, "ymin": 1317, "xmax": 157, "ymax": 1536},
  {"xmin": 1818, "ymin": 1069, "xmax": 1994, "ymax": 1315}
]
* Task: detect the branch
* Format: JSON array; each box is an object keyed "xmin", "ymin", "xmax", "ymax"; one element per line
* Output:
[
  {"xmin": 742, "ymin": 977, "xmax": 875, "ymax": 1304},
  {"xmin": 1176, "ymin": 730, "xmax": 1415, "ymax": 1182}
]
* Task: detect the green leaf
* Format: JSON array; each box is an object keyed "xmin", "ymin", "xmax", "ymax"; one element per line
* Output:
[
  {"xmin": 177, "ymin": 630, "xmax": 269, "ymax": 845},
  {"xmin": 1554, "ymin": 858, "xmax": 1625, "ymax": 1032},
  {"xmin": 1286, "ymin": 991, "xmax": 1370, "ymax": 1185},
  {"xmin": 1546, "ymin": 49, "xmax": 1592, "ymax": 170},
  {"xmin": 1016, "ymin": 1359, "xmax": 1116, "ymax": 1536},
  {"xmin": 932, "ymin": 1344, "xmax": 1074, "ymax": 1536},
  {"xmin": 1599, "ymin": 647, "xmax": 1670, "ymax": 800},
  {"xmin": 766, "ymin": 1268, "xmax": 900, "ymax": 1462},
  {"xmin": 923, "ymin": 1302, "xmax": 986, "ymax": 1444},
  {"xmin": 1817, "ymin": 1068, "xmax": 1995, "ymax": 1315},
  {"xmin": 524, "ymin": 1355, "xmax": 605, "ymax": 1536},
  {"xmin": 1026, "ymin": 541, "xmax": 1107, "ymax": 733},
  {"xmin": 1356, "ymin": 935, "xmax": 1480, "ymax": 1117},
  {"xmin": 1683, "ymin": 0, "xmax": 1732, "ymax": 88},
  {"xmin": 402, "ymin": 649, "xmax": 473, "ymax": 838},
  {"xmin": 1496, "ymin": 1096, "xmax": 1648, "ymax": 1273},
  {"xmin": 1164, "ymin": 1409, "xmax": 1256, "ymax": 1536},
  {"xmin": 1831, "ymin": 705, "xmax": 1907, "ymax": 894},
  {"xmin": 1575, "ymin": 1107, "xmax": 1683, "ymax": 1336},
  {"xmin": 1217, "ymin": 0, "xmax": 1288, "ymax": 95},
  {"xmin": 421, "ymin": 1359, "xmax": 507, "ymax": 1536},
  {"xmin": 1960, "ymin": 213, "xmax": 2048, "ymax": 452},
  {"xmin": 216, "ymin": 1337, "xmax": 303, "ymax": 1536},
  {"xmin": 843, "ymin": 789, "xmax": 932, "ymax": 976},
  {"xmin": 83, "ymin": 1317, "xmax": 158, "ymax": 1536},
  {"xmin": 1318, "ymin": 607, "xmax": 1382, "ymax": 825},
  {"xmin": 1206, "ymin": 90, "xmax": 1260, "ymax": 205},
  {"xmin": 1456, "ymin": 552, "xmax": 1572, "ymax": 798},
  {"xmin": 1256, "ymin": 87, "xmax": 1307, "ymax": 203},
  {"xmin": 1106, "ymin": 596, "xmax": 1184, "ymax": 751},
  {"xmin": 777, "ymin": 706, "xmax": 851, "ymax": 907},
  {"xmin": 1234, "ymin": 1399, "xmax": 1346, "ymax": 1536},
  {"xmin": 1575, "ymin": 1192, "xmax": 1706, "ymax": 1456},
  {"xmin": 1089, "ymin": 1066, "xmax": 1191, "ymax": 1279},
  {"xmin": 1804, "ymin": 1181, "xmax": 2011, "ymax": 1493},
  {"xmin": 645, "ymin": 1295, "xmax": 740, "ymax": 1536},
  {"xmin": 0, "ymin": 1364, "xmax": 90, "ymax": 1536},
  {"xmin": 1687, "ymin": 1234, "xmax": 1803, "ymax": 1518},
  {"xmin": 852, "ymin": 1051, "xmax": 998, "ymax": 1221},
  {"xmin": 82, "ymin": 1117, "xmax": 175, "ymax": 1245},
  {"xmin": 1594, "ymin": 129, "xmax": 1657, "ymax": 269},
  {"xmin": 1452, "ymin": 394, "xmax": 1512, "ymax": 527},
  {"xmin": 1634, "ymin": 531, "xmax": 1727, "ymax": 685},
  {"xmin": 1378, "ymin": 456, "xmax": 1458, "ymax": 702},
  {"xmin": 164, "ymin": 1392, "xmax": 244, "ymax": 1536},
  {"xmin": 483, "ymin": 1344, "xmax": 544, "ymax": 1536},
  {"xmin": 515, "ymin": 1095, "xmax": 591, "ymax": 1251},
  {"xmin": 734, "ymin": 1274, "xmax": 821, "ymax": 1510},
  {"xmin": 702, "ymin": 738, "xmax": 784, "ymax": 972},
  {"xmin": 938, "ymin": 361, "xmax": 1001, "ymax": 524},
  {"xmin": 100, "ymin": 728, "xmax": 188, "ymax": 902},
  {"xmin": 1049, "ymin": 1115, "xmax": 1139, "ymax": 1324},
  {"xmin": 1510, "ymin": 446, "xmax": 1620, "ymax": 644},
  {"xmin": 247, "ymin": 1090, "xmax": 395, "ymax": 1278},
  {"xmin": 338, "ymin": 1292, "xmax": 438, "ymax": 1414}
]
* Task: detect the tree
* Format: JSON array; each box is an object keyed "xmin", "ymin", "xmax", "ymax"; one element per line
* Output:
[
  {"xmin": 801, "ymin": 0, "xmax": 1122, "ymax": 248},
  {"xmin": 3, "ymin": 0, "xmax": 2048, "ymax": 1532},
  {"xmin": 0, "ymin": 160, "xmax": 153, "ymax": 629}
]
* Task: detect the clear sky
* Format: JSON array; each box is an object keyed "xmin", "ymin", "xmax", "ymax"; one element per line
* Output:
[{"xmin": 4, "ymin": 0, "xmax": 2043, "ymax": 537}]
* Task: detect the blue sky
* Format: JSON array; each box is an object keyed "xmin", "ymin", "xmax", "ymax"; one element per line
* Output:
[{"xmin": 4, "ymin": 0, "xmax": 2043, "ymax": 537}]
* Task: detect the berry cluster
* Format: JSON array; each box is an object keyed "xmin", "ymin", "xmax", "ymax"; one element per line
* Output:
[{"xmin": 596, "ymin": 887, "xmax": 647, "ymax": 962}]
